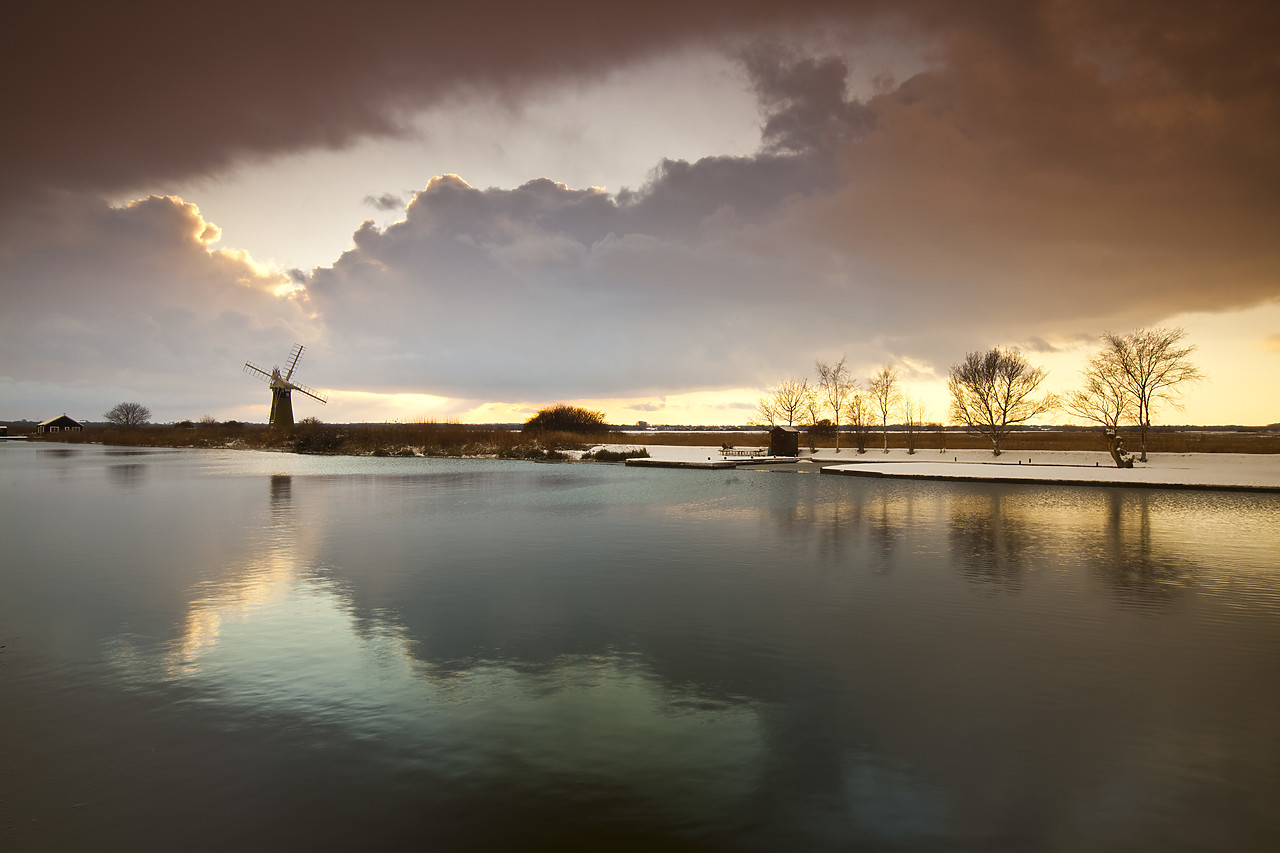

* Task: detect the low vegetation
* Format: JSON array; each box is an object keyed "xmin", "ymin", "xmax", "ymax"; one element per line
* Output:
[
  {"xmin": 19, "ymin": 422, "xmax": 1280, "ymax": 457},
  {"xmin": 522, "ymin": 404, "xmax": 608, "ymax": 434},
  {"xmin": 27, "ymin": 420, "xmax": 618, "ymax": 460},
  {"xmin": 582, "ymin": 447, "xmax": 650, "ymax": 462}
]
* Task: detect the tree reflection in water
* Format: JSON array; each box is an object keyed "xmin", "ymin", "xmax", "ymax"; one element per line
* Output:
[
  {"xmin": 107, "ymin": 462, "xmax": 147, "ymax": 487},
  {"xmin": 1090, "ymin": 490, "xmax": 1190, "ymax": 607},
  {"xmin": 946, "ymin": 489, "xmax": 1033, "ymax": 590}
]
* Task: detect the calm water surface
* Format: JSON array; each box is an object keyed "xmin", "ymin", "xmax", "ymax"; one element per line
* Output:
[{"xmin": 2, "ymin": 443, "xmax": 1279, "ymax": 851}]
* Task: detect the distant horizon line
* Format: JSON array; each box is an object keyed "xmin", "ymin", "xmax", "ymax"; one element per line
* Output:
[{"xmin": 4, "ymin": 419, "xmax": 1278, "ymax": 432}]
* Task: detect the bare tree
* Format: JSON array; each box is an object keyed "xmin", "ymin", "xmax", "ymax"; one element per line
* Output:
[
  {"xmin": 816, "ymin": 357, "xmax": 856, "ymax": 453},
  {"xmin": 868, "ymin": 365, "xmax": 900, "ymax": 453},
  {"xmin": 901, "ymin": 395, "xmax": 929, "ymax": 455},
  {"xmin": 754, "ymin": 396, "xmax": 779, "ymax": 427},
  {"xmin": 754, "ymin": 378, "xmax": 815, "ymax": 428},
  {"xmin": 1099, "ymin": 328, "xmax": 1203, "ymax": 462},
  {"xmin": 802, "ymin": 387, "xmax": 824, "ymax": 451},
  {"xmin": 948, "ymin": 348, "xmax": 1056, "ymax": 456},
  {"xmin": 103, "ymin": 401, "xmax": 151, "ymax": 427},
  {"xmin": 843, "ymin": 390, "xmax": 872, "ymax": 453},
  {"xmin": 1064, "ymin": 352, "xmax": 1137, "ymax": 468}
]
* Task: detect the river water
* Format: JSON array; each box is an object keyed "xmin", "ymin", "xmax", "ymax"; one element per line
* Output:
[{"xmin": 2, "ymin": 443, "xmax": 1278, "ymax": 851}]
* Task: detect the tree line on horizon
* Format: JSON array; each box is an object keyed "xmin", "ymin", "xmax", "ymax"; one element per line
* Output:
[
  {"xmin": 754, "ymin": 328, "xmax": 1203, "ymax": 467},
  {"xmin": 85, "ymin": 329, "xmax": 1203, "ymax": 466}
]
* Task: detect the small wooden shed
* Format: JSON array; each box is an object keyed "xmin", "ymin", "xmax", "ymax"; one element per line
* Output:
[{"xmin": 769, "ymin": 425, "xmax": 800, "ymax": 457}]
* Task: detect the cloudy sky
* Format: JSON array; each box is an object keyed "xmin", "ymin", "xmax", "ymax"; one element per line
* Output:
[{"xmin": 3, "ymin": 0, "xmax": 1277, "ymax": 426}]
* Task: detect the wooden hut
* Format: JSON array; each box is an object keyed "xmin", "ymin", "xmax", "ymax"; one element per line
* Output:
[{"xmin": 769, "ymin": 425, "xmax": 800, "ymax": 457}]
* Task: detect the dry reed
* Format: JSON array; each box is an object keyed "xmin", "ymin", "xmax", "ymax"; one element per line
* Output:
[{"xmin": 22, "ymin": 424, "xmax": 1279, "ymax": 455}]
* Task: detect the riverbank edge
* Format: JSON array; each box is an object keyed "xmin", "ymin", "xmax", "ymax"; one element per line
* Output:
[
  {"xmin": 14, "ymin": 438, "xmax": 1280, "ymax": 493},
  {"xmin": 820, "ymin": 463, "xmax": 1280, "ymax": 493}
]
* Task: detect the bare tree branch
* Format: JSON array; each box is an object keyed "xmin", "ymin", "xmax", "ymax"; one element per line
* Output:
[
  {"xmin": 900, "ymin": 395, "xmax": 928, "ymax": 455},
  {"xmin": 754, "ymin": 378, "xmax": 815, "ymax": 428},
  {"xmin": 842, "ymin": 390, "xmax": 872, "ymax": 453},
  {"xmin": 1065, "ymin": 351, "xmax": 1137, "ymax": 467},
  {"xmin": 868, "ymin": 365, "xmax": 900, "ymax": 453},
  {"xmin": 1099, "ymin": 328, "xmax": 1204, "ymax": 461},
  {"xmin": 947, "ymin": 348, "xmax": 1056, "ymax": 456},
  {"xmin": 816, "ymin": 357, "xmax": 856, "ymax": 453},
  {"xmin": 103, "ymin": 401, "xmax": 151, "ymax": 427}
]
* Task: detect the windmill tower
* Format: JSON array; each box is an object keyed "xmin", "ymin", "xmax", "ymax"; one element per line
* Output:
[{"xmin": 244, "ymin": 344, "xmax": 327, "ymax": 428}]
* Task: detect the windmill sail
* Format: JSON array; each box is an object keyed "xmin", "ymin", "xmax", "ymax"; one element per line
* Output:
[{"xmin": 284, "ymin": 343, "xmax": 304, "ymax": 380}]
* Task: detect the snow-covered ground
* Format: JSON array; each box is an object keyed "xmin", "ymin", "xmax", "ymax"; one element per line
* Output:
[{"xmin": 597, "ymin": 444, "xmax": 1280, "ymax": 491}]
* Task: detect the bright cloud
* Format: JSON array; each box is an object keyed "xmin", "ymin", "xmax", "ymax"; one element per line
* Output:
[{"xmin": 0, "ymin": 195, "xmax": 319, "ymax": 421}]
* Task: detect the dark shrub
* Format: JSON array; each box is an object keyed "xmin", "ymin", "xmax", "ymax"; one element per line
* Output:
[
  {"xmin": 809, "ymin": 419, "xmax": 836, "ymax": 439},
  {"xmin": 522, "ymin": 404, "xmax": 608, "ymax": 434},
  {"xmin": 293, "ymin": 427, "xmax": 346, "ymax": 454}
]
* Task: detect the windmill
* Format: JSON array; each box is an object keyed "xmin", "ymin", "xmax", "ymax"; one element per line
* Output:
[{"xmin": 244, "ymin": 344, "xmax": 327, "ymax": 428}]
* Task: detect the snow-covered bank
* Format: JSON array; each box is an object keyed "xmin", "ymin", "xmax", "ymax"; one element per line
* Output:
[{"xmin": 626, "ymin": 445, "xmax": 1280, "ymax": 491}]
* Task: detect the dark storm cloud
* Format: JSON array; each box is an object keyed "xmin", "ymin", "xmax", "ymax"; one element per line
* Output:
[
  {"xmin": 3, "ymin": 0, "xmax": 1277, "ymax": 413},
  {"xmin": 745, "ymin": 45, "xmax": 876, "ymax": 154},
  {"xmin": 5, "ymin": 0, "xmax": 1276, "ymax": 231},
  {"xmin": 799, "ymin": 0, "xmax": 1280, "ymax": 356},
  {"xmin": 299, "ymin": 0, "xmax": 1280, "ymax": 400},
  {"xmin": 363, "ymin": 193, "xmax": 406, "ymax": 212},
  {"xmin": 0, "ymin": 0, "xmax": 852, "ymax": 200}
]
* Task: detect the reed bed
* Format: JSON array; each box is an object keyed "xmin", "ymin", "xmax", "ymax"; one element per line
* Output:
[
  {"xmin": 23, "ymin": 424, "xmax": 1279, "ymax": 455},
  {"xmin": 29, "ymin": 421, "xmax": 622, "ymax": 459}
]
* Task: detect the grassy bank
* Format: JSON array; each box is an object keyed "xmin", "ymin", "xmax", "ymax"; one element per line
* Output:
[
  {"xmin": 20, "ymin": 424, "xmax": 1279, "ymax": 456},
  {"xmin": 24, "ymin": 422, "xmax": 624, "ymax": 460}
]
